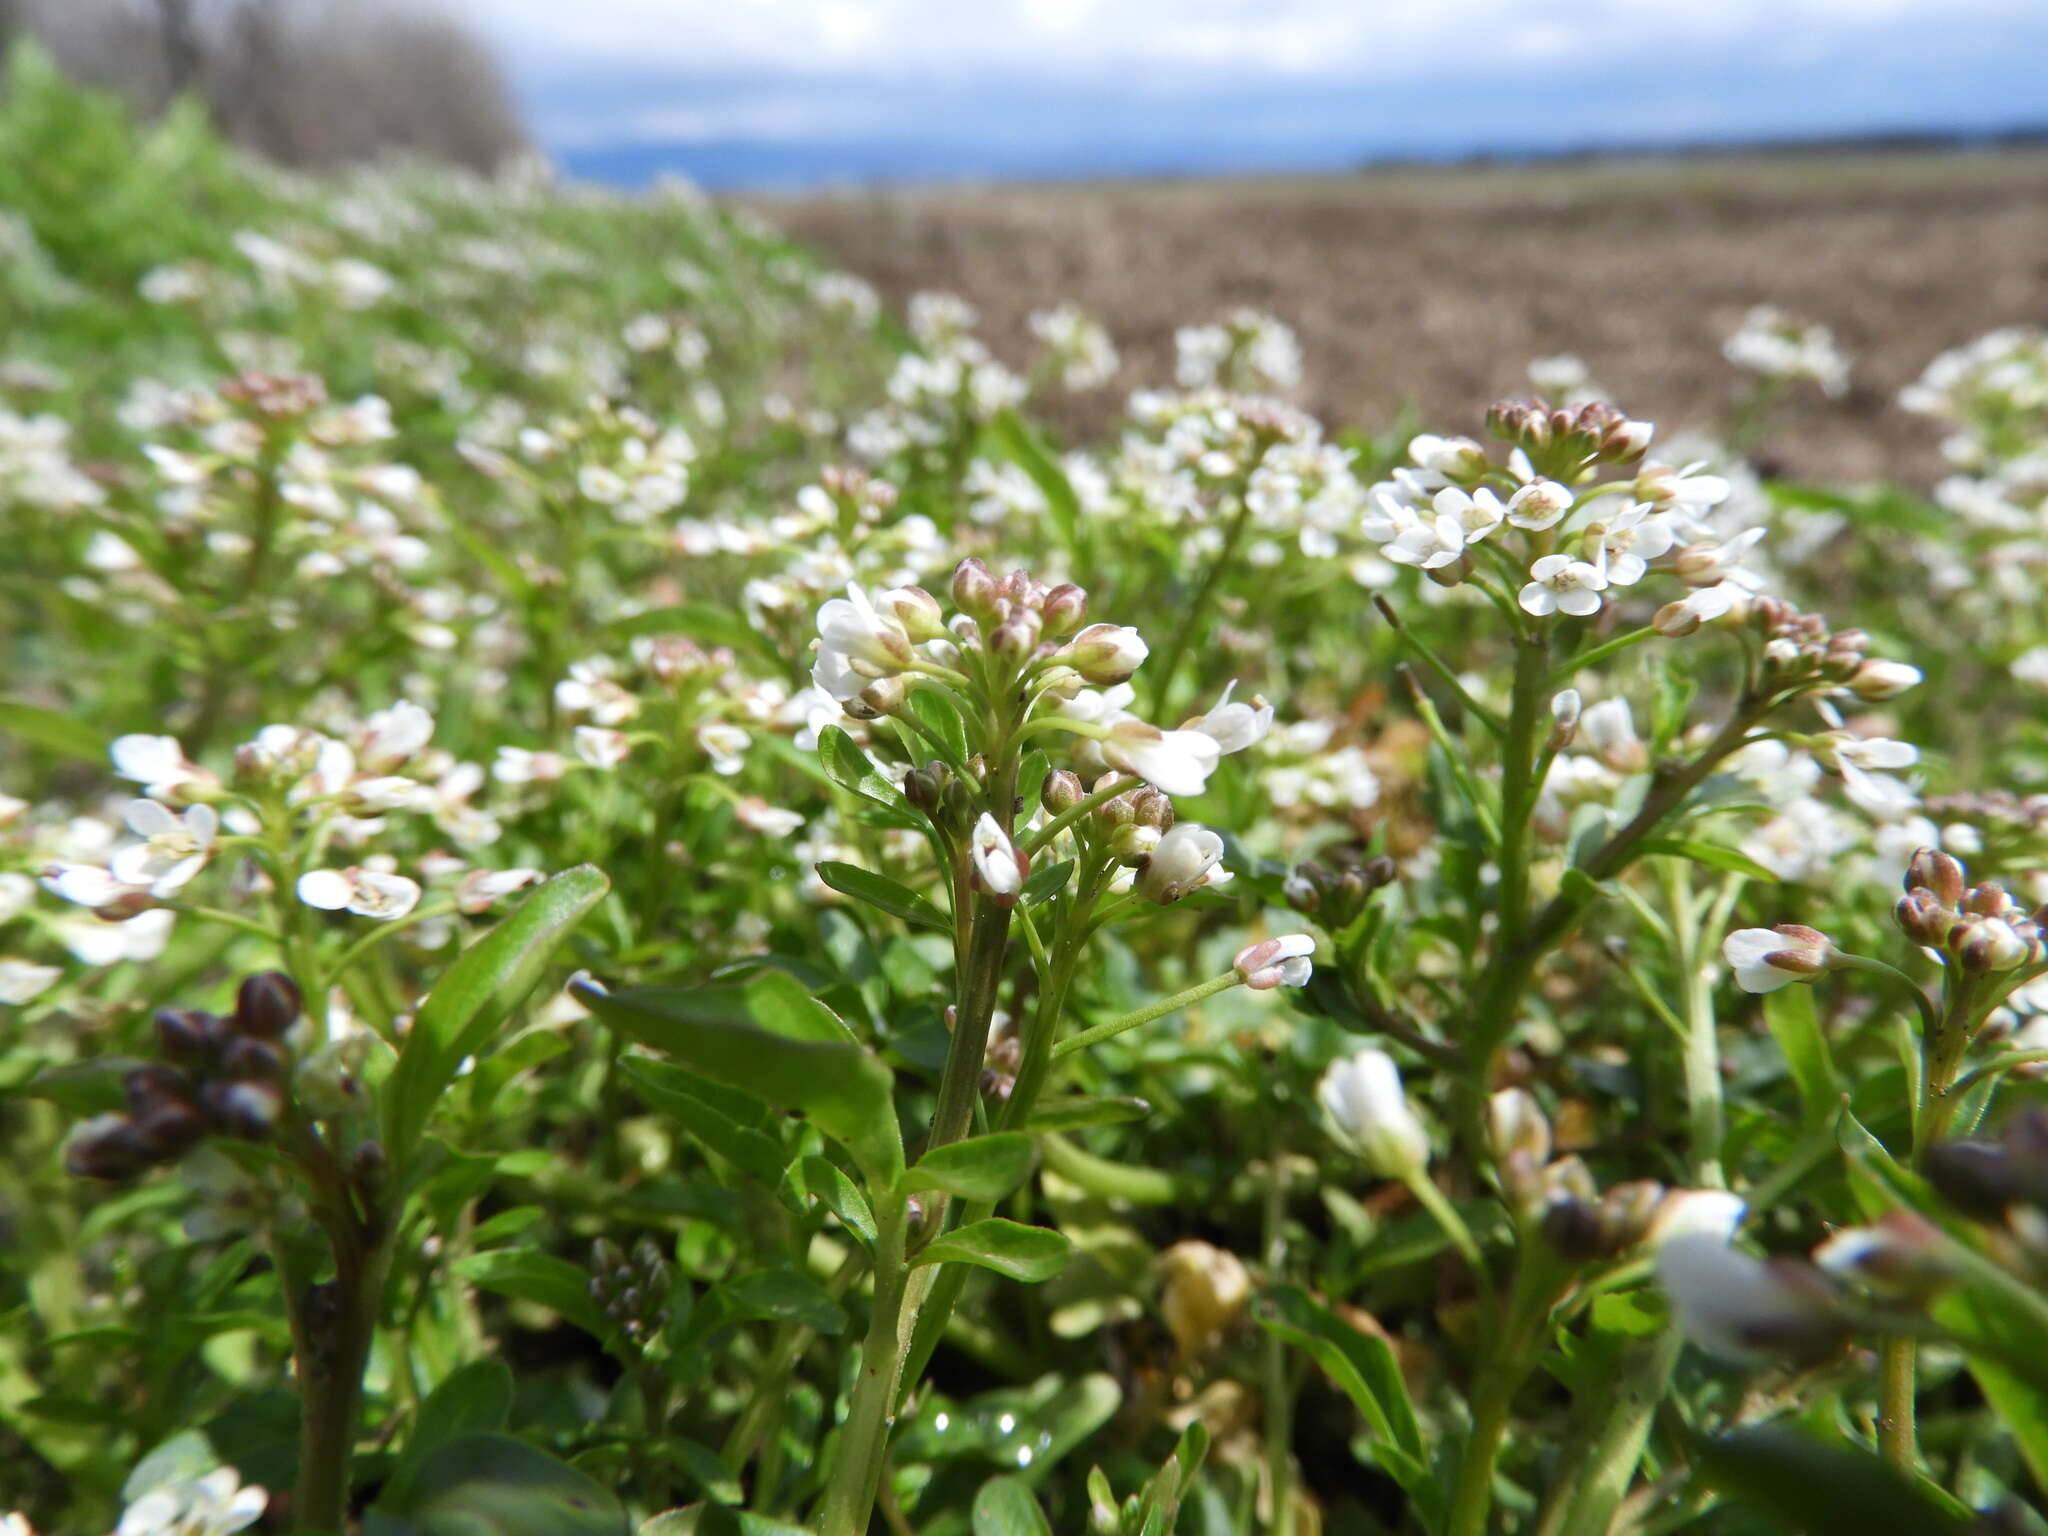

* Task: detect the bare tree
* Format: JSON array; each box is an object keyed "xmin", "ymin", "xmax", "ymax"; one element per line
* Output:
[{"xmin": 11, "ymin": 0, "xmax": 529, "ymax": 172}]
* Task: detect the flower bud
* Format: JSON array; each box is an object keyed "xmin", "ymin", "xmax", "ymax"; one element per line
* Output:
[
  {"xmin": 1957, "ymin": 917, "xmax": 2031, "ymax": 974},
  {"xmin": 1894, "ymin": 887, "xmax": 1954, "ymax": 946},
  {"xmin": 969, "ymin": 813, "xmax": 1027, "ymax": 903},
  {"xmin": 990, "ymin": 614, "xmax": 1042, "ymax": 663},
  {"xmin": 1924, "ymin": 1138, "xmax": 2021, "ymax": 1222},
  {"xmin": 1656, "ymin": 1234, "xmax": 1849, "ymax": 1366},
  {"xmin": 950, "ymin": 557, "xmax": 998, "ymax": 618},
  {"xmin": 1040, "ymin": 769, "xmax": 1084, "ymax": 815},
  {"xmin": 1906, "ymin": 847, "xmax": 1967, "ymax": 907},
  {"xmin": 877, "ymin": 585, "xmax": 945, "ymax": 641},
  {"xmin": 156, "ymin": 1008, "xmax": 224, "ymax": 1065},
  {"xmin": 1811, "ymin": 1211, "xmax": 1952, "ymax": 1298},
  {"xmin": 1136, "ymin": 822, "xmax": 1227, "ymax": 903},
  {"xmin": 219, "ymin": 1037, "xmax": 288, "ymax": 1083},
  {"xmin": 1039, "ymin": 583, "xmax": 1088, "ymax": 638},
  {"xmin": 854, "ymin": 676, "xmax": 909, "ymax": 718},
  {"xmin": 1060, "ymin": 623, "xmax": 1149, "ymax": 685},
  {"xmin": 1721, "ymin": 925, "xmax": 1835, "ymax": 993},
  {"xmin": 1848, "ymin": 659, "xmax": 1922, "ymax": 701},
  {"xmin": 1488, "ymin": 1087, "xmax": 1551, "ymax": 1170},
  {"xmin": 1318, "ymin": 1048, "xmax": 1429, "ymax": 1180},
  {"xmin": 234, "ymin": 971, "xmax": 303, "ymax": 1040},
  {"xmin": 904, "ymin": 762, "xmax": 951, "ymax": 814},
  {"xmin": 1128, "ymin": 787, "xmax": 1174, "ymax": 829},
  {"xmin": 1233, "ymin": 933, "xmax": 1315, "ymax": 990},
  {"xmin": 1547, "ymin": 689, "xmax": 1582, "ymax": 750}
]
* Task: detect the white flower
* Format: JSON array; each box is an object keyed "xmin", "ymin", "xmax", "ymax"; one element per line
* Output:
[
  {"xmin": 1519, "ymin": 553, "xmax": 1609, "ymax": 617},
  {"xmin": 52, "ymin": 909, "xmax": 175, "ymax": 967},
  {"xmin": 1579, "ymin": 699, "xmax": 1647, "ymax": 773},
  {"xmin": 555, "ymin": 658, "xmax": 640, "ymax": 726},
  {"xmin": 108, "ymin": 800, "xmax": 219, "ymax": 895},
  {"xmin": 1382, "ymin": 509, "xmax": 1467, "ymax": 570},
  {"xmin": 1137, "ymin": 822, "xmax": 1231, "ymax": 903},
  {"xmin": 0, "ymin": 958, "xmax": 62, "ymax": 1006},
  {"xmin": 1505, "ymin": 479, "xmax": 1573, "ymax": 531},
  {"xmin": 1722, "ymin": 925, "xmax": 1833, "ymax": 992},
  {"xmin": 1649, "ymin": 1188, "xmax": 1748, "ymax": 1246},
  {"xmin": 1432, "ymin": 485, "xmax": 1506, "ymax": 544},
  {"xmin": 696, "ymin": 721, "xmax": 749, "ymax": 775},
  {"xmin": 1653, "ymin": 584, "xmax": 1742, "ymax": 636},
  {"xmin": 114, "ymin": 1465, "xmax": 266, "ymax": 1536},
  {"xmin": 734, "ymin": 797, "xmax": 804, "ymax": 837},
  {"xmin": 355, "ymin": 700, "xmax": 434, "ymax": 772},
  {"xmin": 1182, "ymin": 681, "xmax": 1274, "ymax": 755},
  {"xmin": 1847, "ymin": 660, "xmax": 1922, "ymax": 701},
  {"xmin": 1583, "ymin": 503, "xmax": 1675, "ymax": 586},
  {"xmin": 1407, "ymin": 433, "xmax": 1485, "ymax": 475},
  {"xmin": 1233, "ymin": 933, "xmax": 1315, "ymax": 990},
  {"xmin": 970, "ymin": 813, "xmax": 1026, "ymax": 899},
  {"xmin": 573, "ymin": 726, "xmax": 632, "ymax": 770},
  {"xmin": 41, "ymin": 861, "xmax": 153, "ymax": 913},
  {"xmin": 811, "ymin": 584, "xmax": 913, "ymax": 702},
  {"xmin": 297, "ymin": 867, "xmax": 421, "ymax": 920},
  {"xmin": 1102, "ymin": 720, "xmax": 1222, "ymax": 799},
  {"xmin": 110, "ymin": 734, "xmax": 217, "ymax": 801},
  {"xmin": 1655, "ymin": 1233, "xmax": 1843, "ymax": 1362},
  {"xmin": 492, "ymin": 746, "xmax": 568, "ymax": 785},
  {"xmin": 1318, "ymin": 1048, "xmax": 1429, "ymax": 1178},
  {"xmin": 454, "ymin": 868, "xmax": 543, "ymax": 914}
]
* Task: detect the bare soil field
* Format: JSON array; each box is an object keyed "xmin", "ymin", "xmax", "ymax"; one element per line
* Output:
[{"xmin": 769, "ymin": 151, "xmax": 2048, "ymax": 482}]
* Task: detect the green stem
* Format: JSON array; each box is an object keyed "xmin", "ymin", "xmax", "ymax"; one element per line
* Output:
[
  {"xmin": 813, "ymin": 1205, "xmax": 910, "ymax": 1536},
  {"xmin": 1263, "ymin": 1137, "xmax": 1295, "ymax": 1536},
  {"xmin": 1547, "ymin": 1328, "xmax": 1684, "ymax": 1536},
  {"xmin": 1052, "ymin": 970, "xmax": 1241, "ymax": 1060}
]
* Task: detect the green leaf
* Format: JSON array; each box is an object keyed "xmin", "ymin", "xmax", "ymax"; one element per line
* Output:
[
  {"xmin": 621, "ymin": 1057, "xmax": 788, "ymax": 1183},
  {"xmin": 908, "ymin": 686, "xmax": 970, "ymax": 764},
  {"xmin": 374, "ymin": 1432, "xmax": 627, "ymax": 1536},
  {"xmin": 406, "ymin": 1361, "xmax": 513, "ymax": 1464},
  {"xmin": 1695, "ymin": 1427, "xmax": 1972, "ymax": 1536},
  {"xmin": 0, "ymin": 698, "xmax": 103, "ymax": 761},
  {"xmin": 1762, "ymin": 983, "xmax": 1837, "ymax": 1128},
  {"xmin": 717, "ymin": 1266, "xmax": 846, "ymax": 1335},
  {"xmin": 989, "ymin": 410, "xmax": 1080, "ymax": 547},
  {"xmin": 901, "ymin": 1133, "xmax": 1035, "ymax": 1202},
  {"xmin": 575, "ymin": 974, "xmax": 905, "ymax": 1187},
  {"xmin": 452, "ymin": 1250, "xmax": 614, "ymax": 1343},
  {"xmin": 1018, "ymin": 859, "xmax": 1074, "ymax": 907},
  {"xmin": 912, "ymin": 1218, "xmax": 1070, "ymax": 1282},
  {"xmin": 385, "ymin": 866, "xmax": 609, "ymax": 1159},
  {"xmin": 814, "ymin": 861, "xmax": 951, "ymax": 933},
  {"xmin": 1638, "ymin": 837, "xmax": 1781, "ymax": 883},
  {"xmin": 638, "ymin": 1511, "xmax": 811, "ymax": 1535},
  {"xmin": 972, "ymin": 1476, "xmax": 1054, "ymax": 1536},
  {"xmin": 1023, "ymin": 1096, "xmax": 1152, "ymax": 1133},
  {"xmin": 1253, "ymin": 1285, "xmax": 1432, "ymax": 1502},
  {"xmin": 788, "ymin": 1154, "xmax": 878, "ymax": 1247},
  {"xmin": 818, "ymin": 726, "xmax": 903, "ymax": 808}
]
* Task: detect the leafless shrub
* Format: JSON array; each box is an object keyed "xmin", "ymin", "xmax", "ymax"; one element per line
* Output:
[{"xmin": 12, "ymin": 0, "xmax": 527, "ymax": 171}]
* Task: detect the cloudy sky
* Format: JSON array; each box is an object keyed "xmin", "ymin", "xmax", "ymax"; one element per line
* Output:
[{"xmin": 453, "ymin": 0, "xmax": 2048, "ymax": 188}]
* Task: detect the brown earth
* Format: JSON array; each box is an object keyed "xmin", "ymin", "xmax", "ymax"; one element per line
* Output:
[{"xmin": 766, "ymin": 151, "xmax": 2048, "ymax": 484}]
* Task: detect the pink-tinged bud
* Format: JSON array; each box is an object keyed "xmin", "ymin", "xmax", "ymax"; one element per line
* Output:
[
  {"xmin": 1894, "ymin": 888, "xmax": 1953, "ymax": 946},
  {"xmin": 1906, "ymin": 847, "xmax": 1966, "ymax": 906},
  {"xmin": 1722, "ymin": 925, "xmax": 1835, "ymax": 993},
  {"xmin": 1956, "ymin": 917, "xmax": 2030, "ymax": 974},
  {"xmin": 1040, "ymin": 769, "xmax": 1084, "ymax": 814},
  {"xmin": 1234, "ymin": 933, "xmax": 1315, "ymax": 990},
  {"xmin": 1811, "ymin": 1211, "xmax": 1953, "ymax": 1298},
  {"xmin": 950, "ymin": 557, "xmax": 998, "ymax": 618},
  {"xmin": 969, "ymin": 813, "xmax": 1027, "ymax": 903},
  {"xmin": 990, "ymin": 612, "xmax": 1042, "ymax": 663},
  {"xmin": 877, "ymin": 585, "xmax": 946, "ymax": 642},
  {"xmin": 1061, "ymin": 623, "xmax": 1149, "ymax": 685},
  {"xmin": 1129, "ymin": 787, "xmax": 1174, "ymax": 829},
  {"xmin": 1040, "ymin": 583, "xmax": 1088, "ymax": 637}
]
